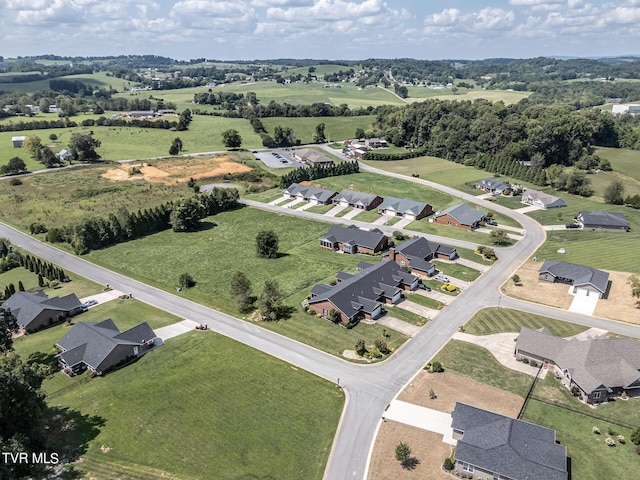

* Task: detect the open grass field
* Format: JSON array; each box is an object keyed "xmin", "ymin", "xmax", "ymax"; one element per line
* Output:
[
  {"xmin": 0, "ymin": 71, "xmax": 127, "ymax": 93},
  {"xmin": 83, "ymin": 206, "xmax": 408, "ymax": 357},
  {"xmin": 595, "ymin": 147, "xmax": 640, "ymax": 182},
  {"xmin": 283, "ymin": 64, "xmax": 358, "ymax": 77},
  {"xmin": 261, "ymin": 115, "xmax": 375, "ymax": 143},
  {"xmin": 435, "ymin": 340, "xmax": 532, "ymax": 397},
  {"xmin": 44, "ymin": 331, "xmax": 344, "ymax": 480},
  {"xmin": 407, "ymin": 89, "xmax": 532, "ymax": 105},
  {"xmin": 462, "ymin": 307, "xmax": 589, "ymax": 337}
]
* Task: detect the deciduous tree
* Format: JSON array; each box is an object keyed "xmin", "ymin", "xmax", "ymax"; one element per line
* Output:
[
  {"xmin": 257, "ymin": 279, "xmax": 284, "ymax": 321},
  {"xmin": 222, "ymin": 129, "xmax": 242, "ymax": 149},
  {"xmin": 230, "ymin": 271, "xmax": 253, "ymax": 312},
  {"xmin": 256, "ymin": 230, "xmax": 279, "ymax": 258},
  {"xmin": 604, "ymin": 179, "xmax": 624, "ymax": 205}
]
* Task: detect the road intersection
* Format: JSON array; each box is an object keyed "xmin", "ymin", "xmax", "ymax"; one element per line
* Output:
[{"xmin": 1, "ymin": 154, "xmax": 639, "ymax": 480}]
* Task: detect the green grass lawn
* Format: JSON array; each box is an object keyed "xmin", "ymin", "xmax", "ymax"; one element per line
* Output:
[
  {"xmin": 454, "ymin": 246, "xmax": 496, "ymax": 266},
  {"xmin": 434, "ymin": 340, "xmax": 532, "ymax": 397},
  {"xmin": 462, "ymin": 307, "xmax": 589, "ymax": 337},
  {"xmin": 487, "ymin": 194, "xmax": 527, "ymax": 210},
  {"xmin": 82, "ymin": 206, "xmax": 408, "ymax": 357},
  {"xmin": 261, "ymin": 116, "xmax": 375, "ymax": 143},
  {"xmin": 45, "ymin": 332, "xmax": 344, "ymax": 480},
  {"xmin": 405, "ymin": 219, "xmax": 496, "ymax": 245},
  {"xmin": 432, "ymin": 260, "xmax": 481, "ymax": 281},
  {"xmin": 595, "ymin": 147, "xmax": 640, "ymax": 182},
  {"xmin": 405, "ymin": 293, "xmax": 444, "ymax": 310},
  {"xmin": 306, "ymin": 203, "xmax": 336, "ymax": 214},
  {"xmin": 386, "ymin": 304, "xmax": 428, "ymax": 326},
  {"xmin": 351, "ymin": 209, "xmax": 382, "ymax": 223},
  {"xmin": 421, "ymin": 89, "xmax": 532, "ymax": 105}
]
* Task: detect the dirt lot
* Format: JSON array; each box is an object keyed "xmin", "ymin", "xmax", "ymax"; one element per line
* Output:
[
  {"xmin": 502, "ymin": 262, "xmax": 640, "ymax": 325},
  {"xmin": 367, "ymin": 371, "xmax": 523, "ymax": 479},
  {"xmin": 102, "ymin": 155, "xmax": 251, "ymax": 185}
]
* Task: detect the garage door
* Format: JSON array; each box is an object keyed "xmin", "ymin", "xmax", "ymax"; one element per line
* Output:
[{"xmin": 576, "ymin": 287, "xmax": 590, "ymax": 296}]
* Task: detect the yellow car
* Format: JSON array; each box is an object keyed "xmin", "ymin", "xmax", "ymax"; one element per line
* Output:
[{"xmin": 440, "ymin": 283, "xmax": 457, "ymax": 292}]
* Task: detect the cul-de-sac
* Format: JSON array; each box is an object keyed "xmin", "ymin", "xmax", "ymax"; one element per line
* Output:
[{"xmin": 2, "ymin": 3, "xmax": 640, "ymax": 480}]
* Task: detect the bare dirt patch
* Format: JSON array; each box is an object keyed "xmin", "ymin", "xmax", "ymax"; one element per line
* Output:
[
  {"xmin": 101, "ymin": 156, "xmax": 251, "ymax": 185},
  {"xmin": 367, "ymin": 423, "xmax": 451, "ymax": 480},
  {"xmin": 501, "ymin": 261, "xmax": 573, "ymax": 310},
  {"xmin": 502, "ymin": 262, "xmax": 640, "ymax": 325},
  {"xmin": 368, "ymin": 371, "xmax": 523, "ymax": 479},
  {"xmin": 398, "ymin": 370, "xmax": 523, "ymax": 417}
]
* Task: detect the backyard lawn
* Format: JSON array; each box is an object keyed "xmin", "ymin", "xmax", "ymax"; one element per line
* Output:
[{"xmin": 43, "ymin": 332, "xmax": 344, "ymax": 480}]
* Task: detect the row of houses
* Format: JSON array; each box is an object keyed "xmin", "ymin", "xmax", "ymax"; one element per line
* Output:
[
  {"xmin": 476, "ymin": 178, "xmax": 568, "ymax": 209},
  {"xmin": 284, "ymin": 183, "xmax": 434, "ymax": 220},
  {"xmin": 309, "ymin": 231, "xmax": 457, "ymax": 323}
]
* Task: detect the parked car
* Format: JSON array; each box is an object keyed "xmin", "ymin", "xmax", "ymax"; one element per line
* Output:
[
  {"xmin": 418, "ymin": 283, "xmax": 431, "ymax": 292},
  {"xmin": 565, "ymin": 223, "xmax": 579, "ymax": 229},
  {"xmin": 440, "ymin": 283, "xmax": 457, "ymax": 292},
  {"xmin": 434, "ymin": 274, "xmax": 449, "ymax": 283},
  {"xmin": 280, "ymin": 159, "xmax": 288, "ymax": 163},
  {"xmin": 485, "ymin": 220, "xmax": 498, "ymax": 226}
]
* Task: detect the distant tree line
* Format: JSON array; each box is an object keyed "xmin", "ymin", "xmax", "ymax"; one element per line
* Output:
[
  {"xmin": 279, "ymin": 161, "xmax": 359, "ymax": 188},
  {"xmin": 47, "ymin": 188, "xmax": 238, "ymax": 254}
]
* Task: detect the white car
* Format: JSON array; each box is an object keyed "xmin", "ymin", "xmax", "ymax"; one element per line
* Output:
[{"xmin": 434, "ymin": 274, "xmax": 450, "ymax": 282}]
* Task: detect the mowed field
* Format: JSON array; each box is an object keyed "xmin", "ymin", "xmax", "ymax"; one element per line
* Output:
[
  {"xmin": 406, "ymin": 88, "xmax": 532, "ymax": 105},
  {"xmin": 261, "ymin": 115, "xmax": 376, "ymax": 143},
  {"xmin": 17, "ymin": 330, "xmax": 344, "ymax": 480}
]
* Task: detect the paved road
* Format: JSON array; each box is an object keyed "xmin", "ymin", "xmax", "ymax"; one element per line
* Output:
[{"xmin": 3, "ymin": 148, "xmax": 640, "ymax": 480}]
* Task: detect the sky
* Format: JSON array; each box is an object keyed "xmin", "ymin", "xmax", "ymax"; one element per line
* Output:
[{"xmin": 1, "ymin": 0, "xmax": 640, "ymax": 61}]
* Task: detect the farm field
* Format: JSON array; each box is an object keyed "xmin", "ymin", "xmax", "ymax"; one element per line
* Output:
[
  {"xmin": 595, "ymin": 147, "xmax": 640, "ymax": 182},
  {"xmin": 260, "ymin": 115, "xmax": 375, "ymax": 143},
  {"xmin": 412, "ymin": 89, "xmax": 532, "ymax": 104},
  {"xmin": 43, "ymin": 332, "xmax": 344, "ymax": 480},
  {"xmin": 83, "ymin": 206, "xmax": 408, "ymax": 357}
]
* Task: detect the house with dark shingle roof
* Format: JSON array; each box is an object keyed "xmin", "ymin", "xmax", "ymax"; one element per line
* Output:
[
  {"xmin": 291, "ymin": 148, "xmax": 334, "ymax": 167},
  {"xmin": 515, "ymin": 327, "xmax": 640, "ymax": 404},
  {"xmin": 307, "ymin": 261, "xmax": 418, "ymax": 323},
  {"xmin": 475, "ymin": 178, "xmax": 511, "ymax": 195},
  {"xmin": 538, "ymin": 260, "xmax": 609, "ymax": 298},
  {"xmin": 283, "ymin": 183, "xmax": 337, "ymax": 205},
  {"xmin": 451, "ymin": 402, "xmax": 567, "ymax": 480},
  {"xmin": 332, "ymin": 189, "xmax": 383, "ymax": 210},
  {"xmin": 2, "ymin": 291, "xmax": 83, "ymax": 333},
  {"xmin": 521, "ymin": 189, "xmax": 566, "ymax": 209},
  {"xmin": 376, "ymin": 197, "xmax": 433, "ymax": 220},
  {"xmin": 432, "ymin": 203, "xmax": 485, "ymax": 230},
  {"xmin": 577, "ymin": 211, "xmax": 629, "ymax": 232},
  {"xmin": 56, "ymin": 319, "xmax": 160, "ymax": 375},
  {"xmin": 388, "ymin": 237, "xmax": 457, "ymax": 277},
  {"xmin": 320, "ymin": 225, "xmax": 389, "ymax": 255}
]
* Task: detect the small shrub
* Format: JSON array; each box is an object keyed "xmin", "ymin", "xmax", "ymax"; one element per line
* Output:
[
  {"xmin": 636, "ymin": 445, "xmax": 640, "ymax": 455},
  {"xmin": 631, "ymin": 425, "xmax": 640, "ymax": 445},
  {"xmin": 522, "ymin": 358, "xmax": 529, "ymax": 364},
  {"xmin": 369, "ymin": 347, "xmax": 382, "ymax": 359},
  {"xmin": 430, "ymin": 361, "xmax": 444, "ymax": 373},
  {"xmin": 592, "ymin": 426, "xmax": 600, "ymax": 434},
  {"xmin": 605, "ymin": 436, "xmax": 615, "ymax": 447},
  {"xmin": 9, "ymin": 178, "xmax": 22, "ymax": 186},
  {"xmin": 530, "ymin": 360, "xmax": 538, "ymax": 368},
  {"xmin": 443, "ymin": 457, "xmax": 454, "ymax": 471},
  {"xmin": 617, "ymin": 435, "xmax": 625, "ymax": 444},
  {"xmin": 374, "ymin": 338, "xmax": 388, "ymax": 354}
]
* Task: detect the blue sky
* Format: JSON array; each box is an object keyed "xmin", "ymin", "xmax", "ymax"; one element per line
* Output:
[{"xmin": 1, "ymin": 0, "xmax": 639, "ymax": 60}]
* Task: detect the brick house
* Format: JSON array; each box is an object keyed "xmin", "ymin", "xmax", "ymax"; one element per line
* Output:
[
  {"xmin": 332, "ymin": 190, "xmax": 383, "ymax": 210},
  {"xmin": 376, "ymin": 197, "xmax": 433, "ymax": 220},
  {"xmin": 432, "ymin": 203, "xmax": 485, "ymax": 230},
  {"xmin": 387, "ymin": 237, "xmax": 457, "ymax": 277},
  {"xmin": 3, "ymin": 291, "xmax": 83, "ymax": 333},
  {"xmin": 320, "ymin": 225, "xmax": 388, "ymax": 255},
  {"xmin": 538, "ymin": 260, "xmax": 609, "ymax": 298}
]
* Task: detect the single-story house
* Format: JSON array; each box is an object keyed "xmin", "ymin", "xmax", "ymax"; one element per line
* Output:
[
  {"xmin": 388, "ymin": 237, "xmax": 457, "ymax": 277},
  {"xmin": 611, "ymin": 104, "xmax": 640, "ymax": 115},
  {"xmin": 365, "ymin": 138, "xmax": 388, "ymax": 149},
  {"xmin": 432, "ymin": 204, "xmax": 485, "ymax": 230},
  {"xmin": 521, "ymin": 189, "xmax": 566, "ymax": 209},
  {"xmin": 538, "ymin": 260, "xmax": 609, "ymax": 298},
  {"xmin": 351, "ymin": 147, "xmax": 368, "ymax": 159},
  {"xmin": 12, "ymin": 136, "xmax": 27, "ymax": 148},
  {"xmin": 307, "ymin": 260, "xmax": 418, "ymax": 323},
  {"xmin": 376, "ymin": 197, "xmax": 433, "ymax": 220},
  {"xmin": 577, "ymin": 211, "xmax": 629, "ymax": 232},
  {"xmin": 515, "ymin": 327, "xmax": 640, "ymax": 404},
  {"xmin": 2, "ymin": 291, "xmax": 83, "ymax": 333},
  {"xmin": 320, "ymin": 225, "xmax": 388, "ymax": 255},
  {"xmin": 56, "ymin": 319, "xmax": 160, "ymax": 375},
  {"xmin": 292, "ymin": 148, "xmax": 334, "ymax": 167},
  {"xmin": 283, "ymin": 183, "xmax": 337, "ymax": 205},
  {"xmin": 57, "ymin": 149, "xmax": 73, "ymax": 161},
  {"xmin": 332, "ymin": 190, "xmax": 383, "ymax": 211},
  {"xmin": 128, "ymin": 110, "xmax": 156, "ymax": 118},
  {"xmin": 475, "ymin": 178, "xmax": 510, "ymax": 195},
  {"xmin": 451, "ymin": 402, "xmax": 567, "ymax": 480}
]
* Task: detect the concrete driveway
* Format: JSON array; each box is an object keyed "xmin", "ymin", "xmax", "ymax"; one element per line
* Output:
[
  {"xmin": 414, "ymin": 289, "xmax": 454, "ymax": 305},
  {"xmin": 515, "ymin": 205, "xmax": 540, "ymax": 213},
  {"xmin": 384, "ymin": 400, "xmax": 456, "ymax": 445},
  {"xmin": 154, "ymin": 319, "xmax": 201, "ymax": 341},
  {"xmin": 325, "ymin": 204, "xmax": 348, "ymax": 217},
  {"xmin": 342, "ymin": 208, "xmax": 361, "ymax": 220},
  {"xmin": 375, "ymin": 315, "xmax": 421, "ymax": 337},
  {"xmin": 453, "ymin": 332, "xmax": 545, "ymax": 378},
  {"xmin": 396, "ymin": 299, "xmax": 440, "ymax": 320},
  {"xmin": 268, "ymin": 195, "xmax": 288, "ymax": 205},
  {"xmin": 393, "ymin": 217, "xmax": 413, "ymax": 229},
  {"xmin": 372, "ymin": 215, "xmax": 389, "ymax": 225},
  {"xmin": 568, "ymin": 290, "xmax": 600, "ymax": 315},
  {"xmin": 80, "ymin": 289, "xmax": 124, "ymax": 308},
  {"xmin": 296, "ymin": 202, "xmax": 314, "ymax": 211},
  {"xmin": 282, "ymin": 198, "xmax": 304, "ymax": 209}
]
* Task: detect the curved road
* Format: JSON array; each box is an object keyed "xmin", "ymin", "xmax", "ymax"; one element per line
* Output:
[{"xmin": 2, "ymin": 152, "xmax": 639, "ymax": 480}]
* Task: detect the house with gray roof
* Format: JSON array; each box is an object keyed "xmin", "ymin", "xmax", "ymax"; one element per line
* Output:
[
  {"xmin": 3, "ymin": 291, "xmax": 83, "ymax": 333},
  {"xmin": 332, "ymin": 190, "xmax": 383, "ymax": 210},
  {"xmin": 432, "ymin": 203, "xmax": 485, "ymax": 230},
  {"xmin": 320, "ymin": 225, "xmax": 388, "ymax": 255},
  {"xmin": 521, "ymin": 189, "xmax": 566, "ymax": 209},
  {"xmin": 377, "ymin": 197, "xmax": 433, "ymax": 221},
  {"xmin": 475, "ymin": 178, "xmax": 510, "ymax": 195},
  {"xmin": 451, "ymin": 402, "xmax": 567, "ymax": 480},
  {"xmin": 307, "ymin": 261, "xmax": 418, "ymax": 323},
  {"xmin": 515, "ymin": 327, "xmax": 640, "ymax": 404},
  {"xmin": 283, "ymin": 183, "xmax": 337, "ymax": 205},
  {"xmin": 56, "ymin": 319, "xmax": 160, "ymax": 375},
  {"xmin": 538, "ymin": 260, "xmax": 609, "ymax": 298},
  {"xmin": 577, "ymin": 211, "xmax": 629, "ymax": 232},
  {"xmin": 388, "ymin": 237, "xmax": 457, "ymax": 277}
]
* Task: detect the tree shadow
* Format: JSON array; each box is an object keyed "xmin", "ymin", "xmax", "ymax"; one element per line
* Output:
[
  {"xmin": 45, "ymin": 406, "xmax": 105, "ymax": 463},
  {"xmin": 402, "ymin": 457, "xmax": 420, "ymax": 470},
  {"xmin": 274, "ymin": 252, "xmax": 290, "ymax": 259},
  {"xmin": 198, "ymin": 221, "xmax": 218, "ymax": 231}
]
